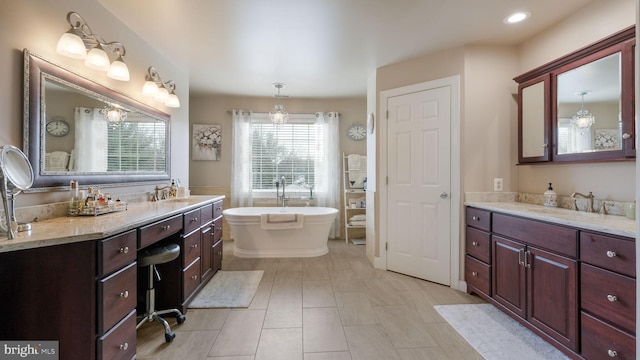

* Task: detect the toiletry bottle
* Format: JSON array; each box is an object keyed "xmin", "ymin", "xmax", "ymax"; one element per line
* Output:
[
  {"xmin": 69, "ymin": 179, "xmax": 79, "ymax": 215},
  {"xmin": 544, "ymin": 183, "xmax": 557, "ymax": 207}
]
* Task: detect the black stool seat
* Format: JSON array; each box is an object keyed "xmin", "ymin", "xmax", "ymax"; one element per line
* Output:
[{"xmin": 138, "ymin": 243, "xmax": 180, "ymax": 267}]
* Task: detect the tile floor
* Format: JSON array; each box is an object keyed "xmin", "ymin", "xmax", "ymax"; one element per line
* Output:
[{"xmin": 137, "ymin": 239, "xmax": 486, "ymax": 360}]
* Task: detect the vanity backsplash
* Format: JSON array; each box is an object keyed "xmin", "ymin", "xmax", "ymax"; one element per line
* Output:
[{"xmin": 465, "ymin": 191, "xmax": 634, "ymax": 218}]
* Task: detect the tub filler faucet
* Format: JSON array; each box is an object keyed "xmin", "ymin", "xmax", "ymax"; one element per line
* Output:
[{"xmin": 276, "ymin": 176, "xmax": 288, "ymax": 207}]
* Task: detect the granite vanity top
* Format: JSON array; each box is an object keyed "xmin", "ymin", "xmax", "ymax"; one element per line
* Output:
[
  {"xmin": 0, "ymin": 195, "xmax": 225, "ymax": 253},
  {"xmin": 465, "ymin": 201, "xmax": 636, "ymax": 239}
]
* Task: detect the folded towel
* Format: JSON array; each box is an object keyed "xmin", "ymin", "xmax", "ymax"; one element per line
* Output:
[
  {"xmin": 260, "ymin": 213, "xmax": 304, "ymax": 229},
  {"xmin": 347, "ymin": 154, "xmax": 362, "ymax": 170},
  {"xmin": 349, "ymin": 214, "xmax": 366, "ymax": 222},
  {"xmin": 349, "ymin": 220, "xmax": 366, "ymax": 227}
]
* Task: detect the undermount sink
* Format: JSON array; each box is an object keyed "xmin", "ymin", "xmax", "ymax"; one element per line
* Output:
[{"xmin": 526, "ymin": 206, "xmax": 599, "ymax": 217}]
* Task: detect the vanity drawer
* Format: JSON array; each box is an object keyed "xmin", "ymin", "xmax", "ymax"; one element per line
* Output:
[
  {"xmin": 98, "ymin": 262, "xmax": 137, "ymax": 334},
  {"xmin": 466, "ymin": 227, "xmax": 490, "ymax": 263},
  {"xmin": 200, "ymin": 203, "xmax": 214, "ymax": 226},
  {"xmin": 184, "ymin": 208, "xmax": 202, "ymax": 235},
  {"xmin": 213, "ymin": 217, "xmax": 223, "ymax": 242},
  {"xmin": 580, "ymin": 232, "xmax": 635, "ymax": 278},
  {"xmin": 492, "ymin": 213, "xmax": 577, "ymax": 258},
  {"xmin": 465, "ymin": 255, "xmax": 490, "ymax": 296},
  {"xmin": 98, "ymin": 309, "xmax": 136, "ymax": 360},
  {"xmin": 139, "ymin": 214, "xmax": 183, "ymax": 248},
  {"xmin": 581, "ymin": 263, "xmax": 636, "ymax": 334},
  {"xmin": 183, "ymin": 258, "xmax": 201, "ymax": 300},
  {"xmin": 98, "ymin": 230, "xmax": 137, "ymax": 277},
  {"xmin": 581, "ymin": 312, "xmax": 635, "ymax": 360},
  {"xmin": 466, "ymin": 207, "xmax": 491, "ymax": 232},
  {"xmin": 182, "ymin": 229, "xmax": 201, "ymax": 267},
  {"xmin": 213, "ymin": 200, "xmax": 223, "ymax": 219}
]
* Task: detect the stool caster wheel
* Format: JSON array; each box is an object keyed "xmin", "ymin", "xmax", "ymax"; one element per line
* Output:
[
  {"xmin": 177, "ymin": 315, "xmax": 186, "ymax": 324},
  {"xmin": 165, "ymin": 332, "xmax": 176, "ymax": 343}
]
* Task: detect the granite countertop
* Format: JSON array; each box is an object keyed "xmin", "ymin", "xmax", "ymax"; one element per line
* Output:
[
  {"xmin": 465, "ymin": 201, "xmax": 636, "ymax": 239},
  {"xmin": 0, "ymin": 195, "xmax": 225, "ymax": 253}
]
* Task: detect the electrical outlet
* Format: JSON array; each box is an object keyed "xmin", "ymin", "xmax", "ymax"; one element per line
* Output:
[{"xmin": 494, "ymin": 178, "xmax": 504, "ymax": 192}]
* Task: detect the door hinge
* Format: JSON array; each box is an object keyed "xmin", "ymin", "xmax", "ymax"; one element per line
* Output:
[
  {"xmin": 386, "ymin": 110, "xmax": 389, "ymax": 119},
  {"xmin": 385, "ymin": 242, "xmax": 388, "ymax": 251},
  {"xmin": 386, "ymin": 176, "xmax": 389, "ymax": 185}
]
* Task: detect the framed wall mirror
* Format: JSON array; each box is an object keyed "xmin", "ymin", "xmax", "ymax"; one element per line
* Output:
[
  {"xmin": 23, "ymin": 49, "xmax": 171, "ymax": 189},
  {"xmin": 515, "ymin": 26, "xmax": 635, "ymax": 164}
]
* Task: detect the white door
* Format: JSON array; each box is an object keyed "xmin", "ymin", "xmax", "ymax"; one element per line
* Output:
[{"xmin": 386, "ymin": 85, "xmax": 451, "ymax": 285}]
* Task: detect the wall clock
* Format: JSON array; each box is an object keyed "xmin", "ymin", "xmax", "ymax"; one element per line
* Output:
[
  {"xmin": 46, "ymin": 118, "xmax": 70, "ymax": 137},
  {"xmin": 347, "ymin": 123, "xmax": 367, "ymax": 141}
]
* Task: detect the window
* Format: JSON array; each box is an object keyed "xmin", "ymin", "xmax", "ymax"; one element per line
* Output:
[
  {"xmin": 251, "ymin": 114, "xmax": 322, "ymax": 195},
  {"xmin": 107, "ymin": 120, "xmax": 166, "ymax": 172}
]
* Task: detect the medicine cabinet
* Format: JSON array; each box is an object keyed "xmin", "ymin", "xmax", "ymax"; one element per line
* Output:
[{"xmin": 515, "ymin": 26, "xmax": 635, "ymax": 164}]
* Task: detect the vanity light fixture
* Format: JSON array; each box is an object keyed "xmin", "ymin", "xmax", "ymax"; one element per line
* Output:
[
  {"xmin": 56, "ymin": 11, "xmax": 130, "ymax": 81},
  {"xmin": 571, "ymin": 91, "xmax": 596, "ymax": 129},
  {"xmin": 99, "ymin": 104, "xmax": 128, "ymax": 123},
  {"xmin": 504, "ymin": 11, "xmax": 531, "ymax": 24},
  {"xmin": 269, "ymin": 83, "xmax": 289, "ymax": 126},
  {"xmin": 142, "ymin": 67, "xmax": 180, "ymax": 108}
]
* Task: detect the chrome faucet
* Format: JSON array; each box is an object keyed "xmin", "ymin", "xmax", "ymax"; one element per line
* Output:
[
  {"xmin": 276, "ymin": 176, "xmax": 288, "ymax": 207},
  {"xmin": 153, "ymin": 183, "xmax": 176, "ymax": 201},
  {"xmin": 570, "ymin": 192, "xmax": 595, "ymax": 213}
]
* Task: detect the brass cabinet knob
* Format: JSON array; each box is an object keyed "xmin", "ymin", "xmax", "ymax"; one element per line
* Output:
[
  {"xmin": 120, "ymin": 290, "xmax": 129, "ymax": 298},
  {"xmin": 119, "ymin": 246, "xmax": 129, "ymax": 254}
]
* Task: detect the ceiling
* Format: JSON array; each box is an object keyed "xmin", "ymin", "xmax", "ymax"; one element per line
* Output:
[{"xmin": 100, "ymin": 0, "xmax": 594, "ymax": 98}]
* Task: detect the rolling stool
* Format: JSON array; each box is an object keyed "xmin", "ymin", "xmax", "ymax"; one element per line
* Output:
[{"xmin": 136, "ymin": 243, "xmax": 186, "ymax": 342}]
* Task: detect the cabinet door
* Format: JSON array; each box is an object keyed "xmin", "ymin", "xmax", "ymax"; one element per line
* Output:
[
  {"xmin": 527, "ymin": 246, "xmax": 578, "ymax": 351},
  {"xmin": 518, "ymin": 74, "xmax": 550, "ymax": 163},
  {"xmin": 201, "ymin": 224, "xmax": 214, "ymax": 281},
  {"xmin": 212, "ymin": 240, "xmax": 223, "ymax": 274},
  {"xmin": 492, "ymin": 235, "xmax": 526, "ymax": 318}
]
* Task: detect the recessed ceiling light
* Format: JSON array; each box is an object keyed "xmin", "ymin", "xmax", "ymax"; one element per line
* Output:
[{"xmin": 504, "ymin": 11, "xmax": 531, "ymax": 24}]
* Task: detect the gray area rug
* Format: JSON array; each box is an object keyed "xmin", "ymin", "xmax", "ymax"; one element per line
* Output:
[
  {"xmin": 189, "ymin": 270, "xmax": 263, "ymax": 308},
  {"xmin": 435, "ymin": 304, "xmax": 570, "ymax": 360}
]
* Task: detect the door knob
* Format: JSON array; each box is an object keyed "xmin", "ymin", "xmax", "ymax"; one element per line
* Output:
[{"xmin": 440, "ymin": 192, "xmax": 448, "ymax": 199}]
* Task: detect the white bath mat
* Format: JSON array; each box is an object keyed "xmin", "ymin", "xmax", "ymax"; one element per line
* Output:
[
  {"xmin": 189, "ymin": 270, "xmax": 263, "ymax": 308},
  {"xmin": 435, "ymin": 304, "xmax": 570, "ymax": 360}
]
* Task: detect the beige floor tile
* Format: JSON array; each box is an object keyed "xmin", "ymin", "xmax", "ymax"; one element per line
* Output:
[
  {"xmin": 208, "ymin": 356, "xmax": 255, "ymax": 360},
  {"xmin": 374, "ymin": 305, "xmax": 438, "ymax": 348},
  {"xmin": 303, "ymin": 308, "xmax": 349, "ymax": 353},
  {"xmin": 399, "ymin": 290, "xmax": 446, "ymax": 324},
  {"xmin": 425, "ymin": 322, "xmax": 484, "ymax": 360},
  {"xmin": 136, "ymin": 327, "xmax": 218, "ymax": 359},
  {"xmin": 361, "ymin": 278, "xmax": 406, "ymax": 305},
  {"xmin": 396, "ymin": 347, "xmax": 450, "ymax": 360},
  {"xmin": 303, "ymin": 280, "xmax": 336, "ymax": 308},
  {"xmin": 303, "ymin": 261, "xmax": 331, "ymax": 281},
  {"xmin": 419, "ymin": 281, "xmax": 484, "ymax": 305},
  {"xmin": 209, "ymin": 310, "xmax": 266, "ymax": 357},
  {"xmin": 248, "ymin": 281, "xmax": 273, "ymax": 310},
  {"xmin": 343, "ymin": 324, "xmax": 400, "ymax": 360},
  {"xmin": 255, "ymin": 328, "xmax": 303, "ymax": 360},
  {"xmin": 264, "ymin": 308, "xmax": 303, "ymax": 328},
  {"xmin": 335, "ymin": 292, "xmax": 378, "ymax": 326},
  {"xmin": 278, "ymin": 258, "xmax": 303, "ymax": 272},
  {"xmin": 330, "ymin": 275, "xmax": 364, "ymax": 293},
  {"xmin": 303, "ymin": 351, "xmax": 352, "ymax": 360},
  {"xmin": 384, "ymin": 271, "xmax": 424, "ymax": 291},
  {"xmin": 177, "ymin": 308, "xmax": 230, "ymax": 331}
]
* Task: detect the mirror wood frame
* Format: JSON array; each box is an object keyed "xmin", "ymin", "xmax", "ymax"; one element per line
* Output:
[
  {"xmin": 514, "ymin": 25, "xmax": 635, "ymax": 164},
  {"xmin": 23, "ymin": 49, "xmax": 171, "ymax": 190}
]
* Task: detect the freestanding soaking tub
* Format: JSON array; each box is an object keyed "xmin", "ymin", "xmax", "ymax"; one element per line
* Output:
[{"xmin": 223, "ymin": 207, "xmax": 339, "ymax": 258}]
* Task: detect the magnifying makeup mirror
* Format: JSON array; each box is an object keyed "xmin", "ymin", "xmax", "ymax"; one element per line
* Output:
[{"xmin": 0, "ymin": 145, "xmax": 34, "ymax": 239}]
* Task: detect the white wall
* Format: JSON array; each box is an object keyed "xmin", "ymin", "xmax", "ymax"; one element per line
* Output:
[{"xmin": 0, "ymin": 0, "xmax": 190, "ymax": 206}]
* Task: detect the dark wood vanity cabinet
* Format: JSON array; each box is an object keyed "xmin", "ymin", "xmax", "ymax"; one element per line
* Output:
[
  {"xmin": 464, "ymin": 207, "xmax": 635, "ymax": 359},
  {"xmin": 579, "ymin": 231, "xmax": 636, "ymax": 359}
]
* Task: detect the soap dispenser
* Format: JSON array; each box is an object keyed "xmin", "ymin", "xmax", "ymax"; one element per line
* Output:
[{"xmin": 544, "ymin": 183, "xmax": 557, "ymax": 207}]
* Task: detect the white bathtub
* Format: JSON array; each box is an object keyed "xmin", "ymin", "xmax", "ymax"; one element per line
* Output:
[{"xmin": 223, "ymin": 207, "xmax": 339, "ymax": 258}]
